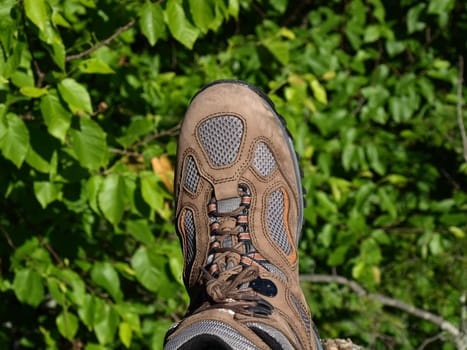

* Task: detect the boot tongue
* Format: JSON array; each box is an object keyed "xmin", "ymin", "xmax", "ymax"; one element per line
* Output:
[
  {"xmin": 215, "ymin": 197, "xmax": 242, "ymax": 267},
  {"xmin": 216, "ymin": 197, "xmax": 241, "ymax": 213}
]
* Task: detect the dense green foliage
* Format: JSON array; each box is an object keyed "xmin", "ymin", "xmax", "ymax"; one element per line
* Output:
[{"xmin": 1, "ymin": 0, "xmax": 466, "ymax": 349}]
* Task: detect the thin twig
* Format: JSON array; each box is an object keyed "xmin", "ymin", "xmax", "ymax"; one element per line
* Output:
[
  {"xmin": 110, "ymin": 124, "xmax": 180, "ymax": 158},
  {"xmin": 109, "ymin": 148, "xmax": 144, "ymax": 158},
  {"xmin": 33, "ymin": 60, "xmax": 45, "ymax": 88},
  {"xmin": 417, "ymin": 332, "xmax": 444, "ymax": 350},
  {"xmin": 300, "ymin": 274, "xmax": 460, "ymax": 339},
  {"xmin": 373, "ymin": 293, "xmax": 459, "ymax": 338},
  {"xmin": 457, "ymin": 56, "xmax": 467, "ymax": 162},
  {"xmin": 65, "ymin": 19, "xmax": 136, "ymax": 62},
  {"xmin": 40, "ymin": 237, "xmax": 63, "ymax": 267},
  {"xmin": 352, "ymin": 96, "xmax": 367, "ymax": 116},
  {"xmin": 132, "ymin": 123, "xmax": 181, "ymax": 148},
  {"xmin": 0, "ymin": 225, "xmax": 15, "ymax": 249}
]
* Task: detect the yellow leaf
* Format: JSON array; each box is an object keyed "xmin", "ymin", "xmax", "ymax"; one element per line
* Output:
[
  {"xmin": 372, "ymin": 266, "xmax": 381, "ymax": 284},
  {"xmin": 151, "ymin": 155, "xmax": 174, "ymax": 193},
  {"xmin": 310, "ymin": 79, "xmax": 328, "ymax": 105},
  {"xmin": 448, "ymin": 226, "xmax": 465, "ymax": 238},
  {"xmin": 322, "ymin": 71, "xmax": 336, "ymax": 80},
  {"xmin": 304, "ymin": 99, "xmax": 317, "ymax": 112},
  {"xmin": 278, "ymin": 27, "xmax": 296, "ymax": 40}
]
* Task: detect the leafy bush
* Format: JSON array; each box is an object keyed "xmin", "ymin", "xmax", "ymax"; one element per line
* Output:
[{"xmin": 0, "ymin": 0, "xmax": 466, "ymax": 349}]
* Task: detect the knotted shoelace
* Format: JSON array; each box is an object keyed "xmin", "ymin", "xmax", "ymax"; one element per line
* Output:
[{"xmin": 197, "ymin": 185, "xmax": 274, "ymax": 317}]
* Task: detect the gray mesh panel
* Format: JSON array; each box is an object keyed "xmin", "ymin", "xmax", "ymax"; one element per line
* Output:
[
  {"xmin": 262, "ymin": 262, "xmax": 288, "ymax": 282},
  {"xmin": 216, "ymin": 197, "xmax": 241, "ymax": 213},
  {"xmin": 291, "ymin": 295, "xmax": 312, "ymax": 335},
  {"xmin": 267, "ymin": 189, "xmax": 292, "ymax": 255},
  {"xmin": 246, "ymin": 322, "xmax": 295, "ymax": 349},
  {"xmin": 164, "ymin": 320, "xmax": 260, "ymax": 350},
  {"xmin": 183, "ymin": 156, "xmax": 200, "ymax": 193},
  {"xmin": 253, "ymin": 142, "xmax": 276, "ymax": 177},
  {"xmin": 183, "ymin": 209, "xmax": 196, "ymax": 268},
  {"xmin": 198, "ymin": 115, "xmax": 243, "ymax": 167}
]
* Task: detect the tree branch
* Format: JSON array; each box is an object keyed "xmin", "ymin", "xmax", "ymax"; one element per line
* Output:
[
  {"xmin": 301, "ymin": 274, "xmax": 367, "ymax": 296},
  {"xmin": 65, "ymin": 19, "xmax": 136, "ymax": 62},
  {"xmin": 457, "ymin": 55, "xmax": 467, "ymax": 162},
  {"xmin": 132, "ymin": 123, "xmax": 181, "ymax": 148},
  {"xmin": 300, "ymin": 274, "xmax": 461, "ymax": 341}
]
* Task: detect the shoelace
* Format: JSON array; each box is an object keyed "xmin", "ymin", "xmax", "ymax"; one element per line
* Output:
[{"xmin": 198, "ymin": 184, "xmax": 274, "ymax": 317}]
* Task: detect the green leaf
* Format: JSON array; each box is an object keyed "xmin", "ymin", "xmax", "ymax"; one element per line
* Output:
[
  {"xmin": 126, "ymin": 219, "xmax": 155, "ymax": 245},
  {"xmin": 50, "ymin": 42, "xmax": 66, "ymax": 71},
  {"xmin": 365, "ymin": 144, "xmax": 385, "ymax": 175},
  {"xmin": 309, "ymin": 79, "xmax": 328, "ymax": 105},
  {"xmin": 78, "ymin": 294, "xmax": 96, "ymax": 330},
  {"xmin": 263, "ymin": 39, "xmax": 289, "ymax": 65},
  {"xmin": 24, "ymin": 0, "xmax": 48, "ymax": 31},
  {"xmin": 51, "ymin": 10, "xmax": 71, "ymax": 28},
  {"xmin": 360, "ymin": 238, "xmax": 382, "ymax": 265},
  {"xmin": 119, "ymin": 322, "xmax": 132, "ymax": 348},
  {"xmin": 69, "ymin": 117, "xmax": 107, "ymax": 170},
  {"xmin": 13, "ymin": 269, "xmax": 44, "ymax": 307},
  {"xmin": 429, "ymin": 233, "xmax": 443, "ymax": 255},
  {"xmin": 98, "ymin": 174, "xmax": 127, "ymax": 225},
  {"xmin": 428, "ymin": 0, "xmax": 454, "ymax": 26},
  {"xmin": 448, "ymin": 226, "xmax": 465, "ymax": 238},
  {"xmin": 114, "ymin": 304, "xmax": 141, "ymax": 335},
  {"xmin": 270, "ymin": 0, "xmax": 288, "ymax": 13},
  {"xmin": 93, "ymin": 299, "xmax": 119, "ymax": 345},
  {"xmin": 377, "ymin": 187, "xmax": 397, "ymax": 219},
  {"xmin": 90, "ymin": 262, "xmax": 123, "ymax": 302},
  {"xmin": 139, "ymin": 1, "xmax": 165, "ymax": 46},
  {"xmin": 47, "ymin": 278, "xmax": 66, "ymax": 305},
  {"xmin": 315, "ymin": 191, "xmax": 338, "ymax": 215},
  {"xmin": 56, "ymin": 311, "xmax": 79, "ymax": 341},
  {"xmin": 389, "ymin": 96, "xmax": 413, "ymax": 122},
  {"xmin": 342, "ymin": 144, "xmax": 357, "ymax": 171},
  {"xmin": 79, "ymin": 58, "xmax": 115, "ymax": 74},
  {"xmin": 0, "ymin": 113, "xmax": 30, "ymax": 167},
  {"xmin": 40, "ymin": 93, "xmax": 72, "ymax": 143},
  {"xmin": 227, "ymin": 0, "xmax": 239, "ymax": 18},
  {"xmin": 385, "ymin": 40, "xmax": 405, "ymax": 57},
  {"xmin": 363, "ymin": 25, "xmax": 380, "ymax": 43},
  {"xmin": 352, "ymin": 261, "xmax": 366, "ymax": 279},
  {"xmin": 327, "ymin": 245, "xmax": 348, "ymax": 266},
  {"xmin": 20, "ymin": 86, "xmax": 48, "ymax": 98},
  {"xmin": 58, "ymin": 78, "xmax": 93, "ymax": 115},
  {"xmin": 150, "ymin": 320, "xmax": 174, "ymax": 350},
  {"xmin": 166, "ymin": 0, "xmax": 200, "ymax": 49},
  {"xmin": 407, "ymin": 3, "xmax": 426, "ymax": 34},
  {"xmin": 33, "ymin": 181, "xmax": 62, "ymax": 208},
  {"xmin": 140, "ymin": 173, "xmax": 164, "ymax": 212},
  {"xmin": 417, "ymin": 77, "xmax": 435, "ymax": 103},
  {"xmin": 131, "ymin": 246, "xmax": 161, "ymax": 292},
  {"xmin": 168, "ymin": 251, "xmax": 184, "ymax": 286},
  {"xmin": 25, "ymin": 146, "xmax": 51, "ymax": 173},
  {"xmin": 87, "ymin": 175, "xmax": 103, "ymax": 213},
  {"xmin": 56, "ymin": 269, "xmax": 86, "ymax": 306},
  {"xmin": 188, "ymin": 0, "xmax": 215, "ymax": 33}
]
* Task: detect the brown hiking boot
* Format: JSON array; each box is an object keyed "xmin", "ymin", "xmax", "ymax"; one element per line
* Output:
[{"xmin": 164, "ymin": 80, "xmax": 322, "ymax": 350}]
